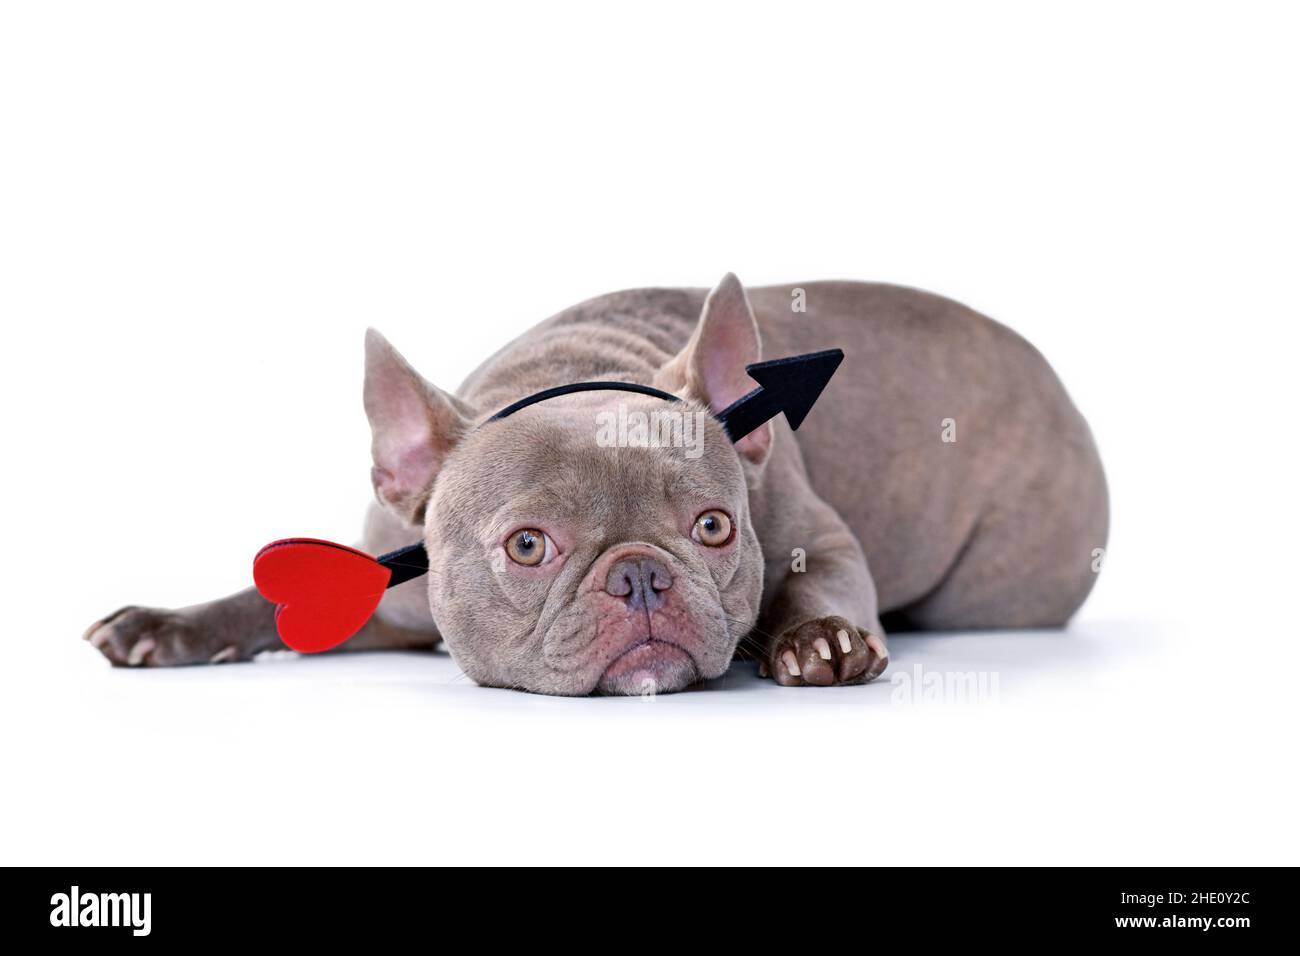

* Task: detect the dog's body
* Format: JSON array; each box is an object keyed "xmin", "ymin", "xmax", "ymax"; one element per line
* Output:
[{"xmin": 87, "ymin": 277, "xmax": 1108, "ymax": 694}]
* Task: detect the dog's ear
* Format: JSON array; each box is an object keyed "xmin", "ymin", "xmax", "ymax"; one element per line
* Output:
[
  {"xmin": 657, "ymin": 273, "xmax": 771, "ymax": 464},
  {"xmin": 363, "ymin": 329, "xmax": 473, "ymax": 526}
]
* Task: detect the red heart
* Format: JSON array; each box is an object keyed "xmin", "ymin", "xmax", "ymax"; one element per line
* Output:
[{"xmin": 253, "ymin": 538, "xmax": 391, "ymax": 653}]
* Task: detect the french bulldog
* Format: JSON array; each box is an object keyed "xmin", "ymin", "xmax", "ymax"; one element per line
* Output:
[{"xmin": 84, "ymin": 275, "xmax": 1108, "ymax": 695}]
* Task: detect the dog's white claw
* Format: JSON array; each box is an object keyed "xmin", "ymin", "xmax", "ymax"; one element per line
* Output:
[
  {"xmin": 865, "ymin": 632, "xmax": 888, "ymax": 658},
  {"xmin": 90, "ymin": 627, "xmax": 113, "ymax": 649},
  {"xmin": 758, "ymin": 660, "xmax": 769, "ymax": 678},
  {"xmin": 836, "ymin": 629, "xmax": 853, "ymax": 654},
  {"xmin": 814, "ymin": 636, "xmax": 833, "ymax": 660},
  {"xmin": 210, "ymin": 646, "xmax": 238, "ymax": 664},
  {"xmin": 781, "ymin": 650, "xmax": 801, "ymax": 677},
  {"xmin": 127, "ymin": 637, "xmax": 156, "ymax": 666}
]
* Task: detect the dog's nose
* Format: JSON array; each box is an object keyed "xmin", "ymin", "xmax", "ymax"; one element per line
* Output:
[{"xmin": 603, "ymin": 557, "xmax": 673, "ymax": 613}]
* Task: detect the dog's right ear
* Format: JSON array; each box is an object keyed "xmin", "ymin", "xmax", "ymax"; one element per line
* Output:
[
  {"xmin": 655, "ymin": 272, "xmax": 771, "ymax": 465},
  {"xmin": 363, "ymin": 329, "xmax": 473, "ymax": 527}
]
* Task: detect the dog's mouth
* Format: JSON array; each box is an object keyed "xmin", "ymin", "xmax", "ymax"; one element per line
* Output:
[{"xmin": 597, "ymin": 638, "xmax": 699, "ymax": 696}]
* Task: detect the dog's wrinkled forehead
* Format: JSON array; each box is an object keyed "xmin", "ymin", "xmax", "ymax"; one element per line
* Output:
[{"xmin": 436, "ymin": 394, "xmax": 745, "ymax": 528}]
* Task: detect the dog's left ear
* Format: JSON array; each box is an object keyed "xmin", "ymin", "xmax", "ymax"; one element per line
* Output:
[{"xmin": 657, "ymin": 272, "xmax": 771, "ymax": 464}]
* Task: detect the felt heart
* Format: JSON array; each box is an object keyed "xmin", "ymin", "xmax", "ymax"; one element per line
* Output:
[{"xmin": 253, "ymin": 538, "xmax": 391, "ymax": 653}]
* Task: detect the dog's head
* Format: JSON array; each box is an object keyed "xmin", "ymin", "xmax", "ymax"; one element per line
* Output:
[{"xmin": 363, "ymin": 275, "xmax": 772, "ymax": 695}]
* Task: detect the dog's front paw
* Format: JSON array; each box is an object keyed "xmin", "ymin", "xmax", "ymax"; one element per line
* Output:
[
  {"xmin": 83, "ymin": 606, "xmax": 245, "ymax": 667},
  {"xmin": 763, "ymin": 616, "xmax": 888, "ymax": 686}
]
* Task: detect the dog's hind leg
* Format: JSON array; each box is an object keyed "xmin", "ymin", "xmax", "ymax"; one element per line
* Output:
[{"xmin": 897, "ymin": 434, "xmax": 1108, "ymax": 630}]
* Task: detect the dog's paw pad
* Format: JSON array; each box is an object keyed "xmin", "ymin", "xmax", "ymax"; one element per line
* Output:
[
  {"xmin": 83, "ymin": 606, "xmax": 239, "ymax": 667},
  {"xmin": 767, "ymin": 616, "xmax": 887, "ymax": 687}
]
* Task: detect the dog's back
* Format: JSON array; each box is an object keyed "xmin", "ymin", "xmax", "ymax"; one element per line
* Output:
[{"xmin": 748, "ymin": 281, "xmax": 1108, "ymax": 626}]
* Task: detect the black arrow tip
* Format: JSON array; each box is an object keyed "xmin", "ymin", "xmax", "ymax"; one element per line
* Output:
[{"xmin": 744, "ymin": 348, "xmax": 844, "ymax": 430}]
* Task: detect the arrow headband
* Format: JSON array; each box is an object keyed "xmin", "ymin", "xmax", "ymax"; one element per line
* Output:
[{"xmin": 253, "ymin": 348, "xmax": 844, "ymax": 653}]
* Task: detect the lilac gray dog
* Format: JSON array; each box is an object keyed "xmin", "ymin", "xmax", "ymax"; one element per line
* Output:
[{"xmin": 85, "ymin": 275, "xmax": 1108, "ymax": 695}]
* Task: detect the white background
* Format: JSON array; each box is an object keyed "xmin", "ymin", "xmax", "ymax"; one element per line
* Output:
[{"xmin": 2, "ymin": 2, "xmax": 1297, "ymax": 865}]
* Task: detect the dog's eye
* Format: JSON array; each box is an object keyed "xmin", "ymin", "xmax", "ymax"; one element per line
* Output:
[
  {"xmin": 505, "ymin": 528, "xmax": 552, "ymax": 566},
  {"xmin": 692, "ymin": 510, "xmax": 733, "ymax": 547}
]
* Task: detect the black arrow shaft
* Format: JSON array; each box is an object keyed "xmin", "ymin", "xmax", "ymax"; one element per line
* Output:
[
  {"xmin": 718, "ymin": 385, "xmax": 782, "ymax": 442},
  {"xmin": 377, "ymin": 542, "xmax": 429, "ymax": 587}
]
